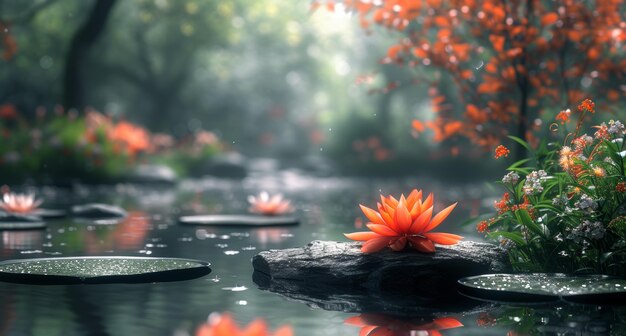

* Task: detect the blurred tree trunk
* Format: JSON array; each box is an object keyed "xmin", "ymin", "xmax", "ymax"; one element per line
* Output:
[{"xmin": 62, "ymin": 0, "xmax": 116, "ymax": 111}]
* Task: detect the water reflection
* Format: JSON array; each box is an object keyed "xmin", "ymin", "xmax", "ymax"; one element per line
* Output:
[
  {"xmin": 1, "ymin": 230, "xmax": 43, "ymax": 255},
  {"xmin": 473, "ymin": 304, "xmax": 625, "ymax": 335},
  {"xmin": 345, "ymin": 314, "xmax": 463, "ymax": 336}
]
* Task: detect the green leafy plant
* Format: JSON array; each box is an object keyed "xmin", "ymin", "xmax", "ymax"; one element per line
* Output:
[{"xmin": 478, "ymin": 99, "xmax": 626, "ymax": 276}]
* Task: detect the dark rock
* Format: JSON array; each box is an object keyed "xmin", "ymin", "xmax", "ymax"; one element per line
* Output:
[
  {"xmin": 199, "ymin": 153, "xmax": 247, "ymax": 178},
  {"xmin": 0, "ymin": 212, "xmax": 46, "ymax": 230},
  {"xmin": 34, "ymin": 209, "xmax": 67, "ymax": 219},
  {"xmin": 252, "ymin": 240, "xmax": 509, "ymax": 315},
  {"xmin": 0, "ymin": 213, "xmax": 43, "ymax": 223},
  {"xmin": 0, "ymin": 221, "xmax": 47, "ymax": 230},
  {"xmin": 71, "ymin": 203, "xmax": 127, "ymax": 219},
  {"xmin": 128, "ymin": 164, "xmax": 178, "ymax": 184},
  {"xmin": 179, "ymin": 214, "xmax": 298, "ymax": 226}
]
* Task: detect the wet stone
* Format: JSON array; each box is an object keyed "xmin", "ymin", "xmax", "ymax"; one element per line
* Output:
[
  {"xmin": 458, "ymin": 273, "xmax": 626, "ymax": 304},
  {"xmin": 71, "ymin": 204, "xmax": 127, "ymax": 219},
  {"xmin": 179, "ymin": 215, "xmax": 299, "ymax": 226},
  {"xmin": 0, "ymin": 257, "xmax": 211, "ymax": 285},
  {"xmin": 33, "ymin": 209, "xmax": 67, "ymax": 219},
  {"xmin": 252, "ymin": 240, "xmax": 508, "ymax": 315},
  {"xmin": 0, "ymin": 213, "xmax": 43, "ymax": 223},
  {"xmin": 0, "ymin": 213, "xmax": 46, "ymax": 230},
  {"xmin": 128, "ymin": 164, "xmax": 178, "ymax": 184}
]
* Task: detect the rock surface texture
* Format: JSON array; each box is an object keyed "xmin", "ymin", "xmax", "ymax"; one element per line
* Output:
[
  {"xmin": 71, "ymin": 204, "xmax": 127, "ymax": 219},
  {"xmin": 252, "ymin": 240, "xmax": 509, "ymax": 315}
]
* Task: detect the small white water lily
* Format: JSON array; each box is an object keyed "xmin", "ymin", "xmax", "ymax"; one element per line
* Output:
[
  {"xmin": 0, "ymin": 193, "xmax": 42, "ymax": 214},
  {"xmin": 247, "ymin": 192, "xmax": 293, "ymax": 216}
]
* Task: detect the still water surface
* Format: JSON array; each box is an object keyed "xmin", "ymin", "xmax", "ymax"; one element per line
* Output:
[{"xmin": 0, "ymin": 166, "xmax": 623, "ymax": 335}]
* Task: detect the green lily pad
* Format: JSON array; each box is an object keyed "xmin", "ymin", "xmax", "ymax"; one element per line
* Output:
[
  {"xmin": 179, "ymin": 215, "xmax": 299, "ymax": 226},
  {"xmin": 0, "ymin": 256, "xmax": 211, "ymax": 285},
  {"xmin": 458, "ymin": 273, "xmax": 626, "ymax": 304}
]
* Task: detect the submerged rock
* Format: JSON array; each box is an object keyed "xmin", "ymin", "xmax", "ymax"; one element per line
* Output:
[
  {"xmin": 0, "ymin": 210, "xmax": 48, "ymax": 229},
  {"xmin": 128, "ymin": 164, "xmax": 178, "ymax": 184},
  {"xmin": 71, "ymin": 203, "xmax": 127, "ymax": 219},
  {"xmin": 252, "ymin": 240, "xmax": 508, "ymax": 315},
  {"xmin": 197, "ymin": 153, "xmax": 247, "ymax": 178},
  {"xmin": 0, "ymin": 213, "xmax": 43, "ymax": 223}
]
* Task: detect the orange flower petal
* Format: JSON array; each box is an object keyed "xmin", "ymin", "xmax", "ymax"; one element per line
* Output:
[
  {"xmin": 379, "ymin": 210, "xmax": 398, "ymax": 232},
  {"xmin": 361, "ymin": 237, "xmax": 393, "ymax": 253},
  {"xmin": 433, "ymin": 317, "xmax": 464, "ymax": 329},
  {"xmin": 421, "ymin": 193, "xmax": 434, "ymax": 213},
  {"xmin": 408, "ymin": 236, "xmax": 435, "ymax": 253},
  {"xmin": 345, "ymin": 316, "xmax": 368, "ymax": 327},
  {"xmin": 359, "ymin": 205, "xmax": 385, "ymax": 225},
  {"xmin": 423, "ymin": 232, "xmax": 463, "ymax": 245},
  {"xmin": 368, "ymin": 327, "xmax": 394, "ymax": 336},
  {"xmin": 389, "ymin": 237, "xmax": 407, "ymax": 251},
  {"xmin": 386, "ymin": 196, "xmax": 399, "ymax": 207},
  {"xmin": 406, "ymin": 189, "xmax": 421, "ymax": 209},
  {"xmin": 359, "ymin": 326, "xmax": 379, "ymax": 336},
  {"xmin": 423, "ymin": 202, "xmax": 457, "ymax": 232},
  {"xmin": 409, "ymin": 199, "xmax": 421, "ymax": 218},
  {"xmin": 394, "ymin": 200, "xmax": 413, "ymax": 233},
  {"xmin": 344, "ymin": 232, "xmax": 382, "ymax": 241},
  {"xmin": 274, "ymin": 325, "xmax": 294, "ymax": 336},
  {"xmin": 366, "ymin": 224, "xmax": 398, "ymax": 236},
  {"xmin": 409, "ymin": 206, "xmax": 433, "ymax": 234},
  {"xmin": 243, "ymin": 319, "xmax": 268, "ymax": 335}
]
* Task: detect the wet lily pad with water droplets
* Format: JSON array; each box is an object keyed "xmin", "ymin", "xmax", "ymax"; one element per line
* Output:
[
  {"xmin": 0, "ymin": 256, "xmax": 211, "ymax": 285},
  {"xmin": 458, "ymin": 273, "xmax": 626, "ymax": 304},
  {"xmin": 179, "ymin": 215, "xmax": 299, "ymax": 226}
]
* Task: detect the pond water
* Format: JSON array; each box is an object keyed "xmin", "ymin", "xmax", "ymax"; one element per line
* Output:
[{"xmin": 0, "ymin": 164, "xmax": 624, "ymax": 335}]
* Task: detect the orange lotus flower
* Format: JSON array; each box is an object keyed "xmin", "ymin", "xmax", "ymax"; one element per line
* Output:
[
  {"xmin": 0, "ymin": 193, "xmax": 42, "ymax": 214},
  {"xmin": 109, "ymin": 121, "xmax": 151, "ymax": 155},
  {"xmin": 196, "ymin": 313, "xmax": 292, "ymax": 336},
  {"xmin": 345, "ymin": 189, "xmax": 462, "ymax": 253},
  {"xmin": 248, "ymin": 192, "xmax": 293, "ymax": 216},
  {"xmin": 345, "ymin": 314, "xmax": 463, "ymax": 336}
]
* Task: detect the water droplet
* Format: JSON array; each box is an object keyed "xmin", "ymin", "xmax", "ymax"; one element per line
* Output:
[{"xmin": 222, "ymin": 285, "xmax": 247, "ymax": 292}]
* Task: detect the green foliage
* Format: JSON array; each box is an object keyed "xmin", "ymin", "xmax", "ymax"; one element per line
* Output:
[
  {"xmin": 0, "ymin": 113, "xmax": 130, "ymax": 184},
  {"xmin": 480, "ymin": 103, "xmax": 626, "ymax": 276}
]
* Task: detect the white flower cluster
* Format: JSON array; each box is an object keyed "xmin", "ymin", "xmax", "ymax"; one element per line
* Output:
[
  {"xmin": 552, "ymin": 194, "xmax": 568, "ymax": 207},
  {"xmin": 567, "ymin": 220, "xmax": 606, "ymax": 244},
  {"xmin": 523, "ymin": 170, "xmax": 548, "ymax": 195},
  {"xmin": 501, "ymin": 171, "xmax": 520, "ymax": 184},
  {"xmin": 608, "ymin": 120, "xmax": 625, "ymax": 136},
  {"xmin": 574, "ymin": 194, "xmax": 598, "ymax": 214}
]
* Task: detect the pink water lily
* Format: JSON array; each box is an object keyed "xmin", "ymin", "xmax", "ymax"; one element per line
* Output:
[
  {"xmin": 345, "ymin": 189, "xmax": 462, "ymax": 253},
  {"xmin": 248, "ymin": 192, "xmax": 293, "ymax": 216},
  {"xmin": 0, "ymin": 193, "xmax": 42, "ymax": 214}
]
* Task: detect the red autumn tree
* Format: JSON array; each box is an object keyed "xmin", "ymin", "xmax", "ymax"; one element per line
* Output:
[{"xmin": 319, "ymin": 0, "xmax": 626, "ymax": 157}]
